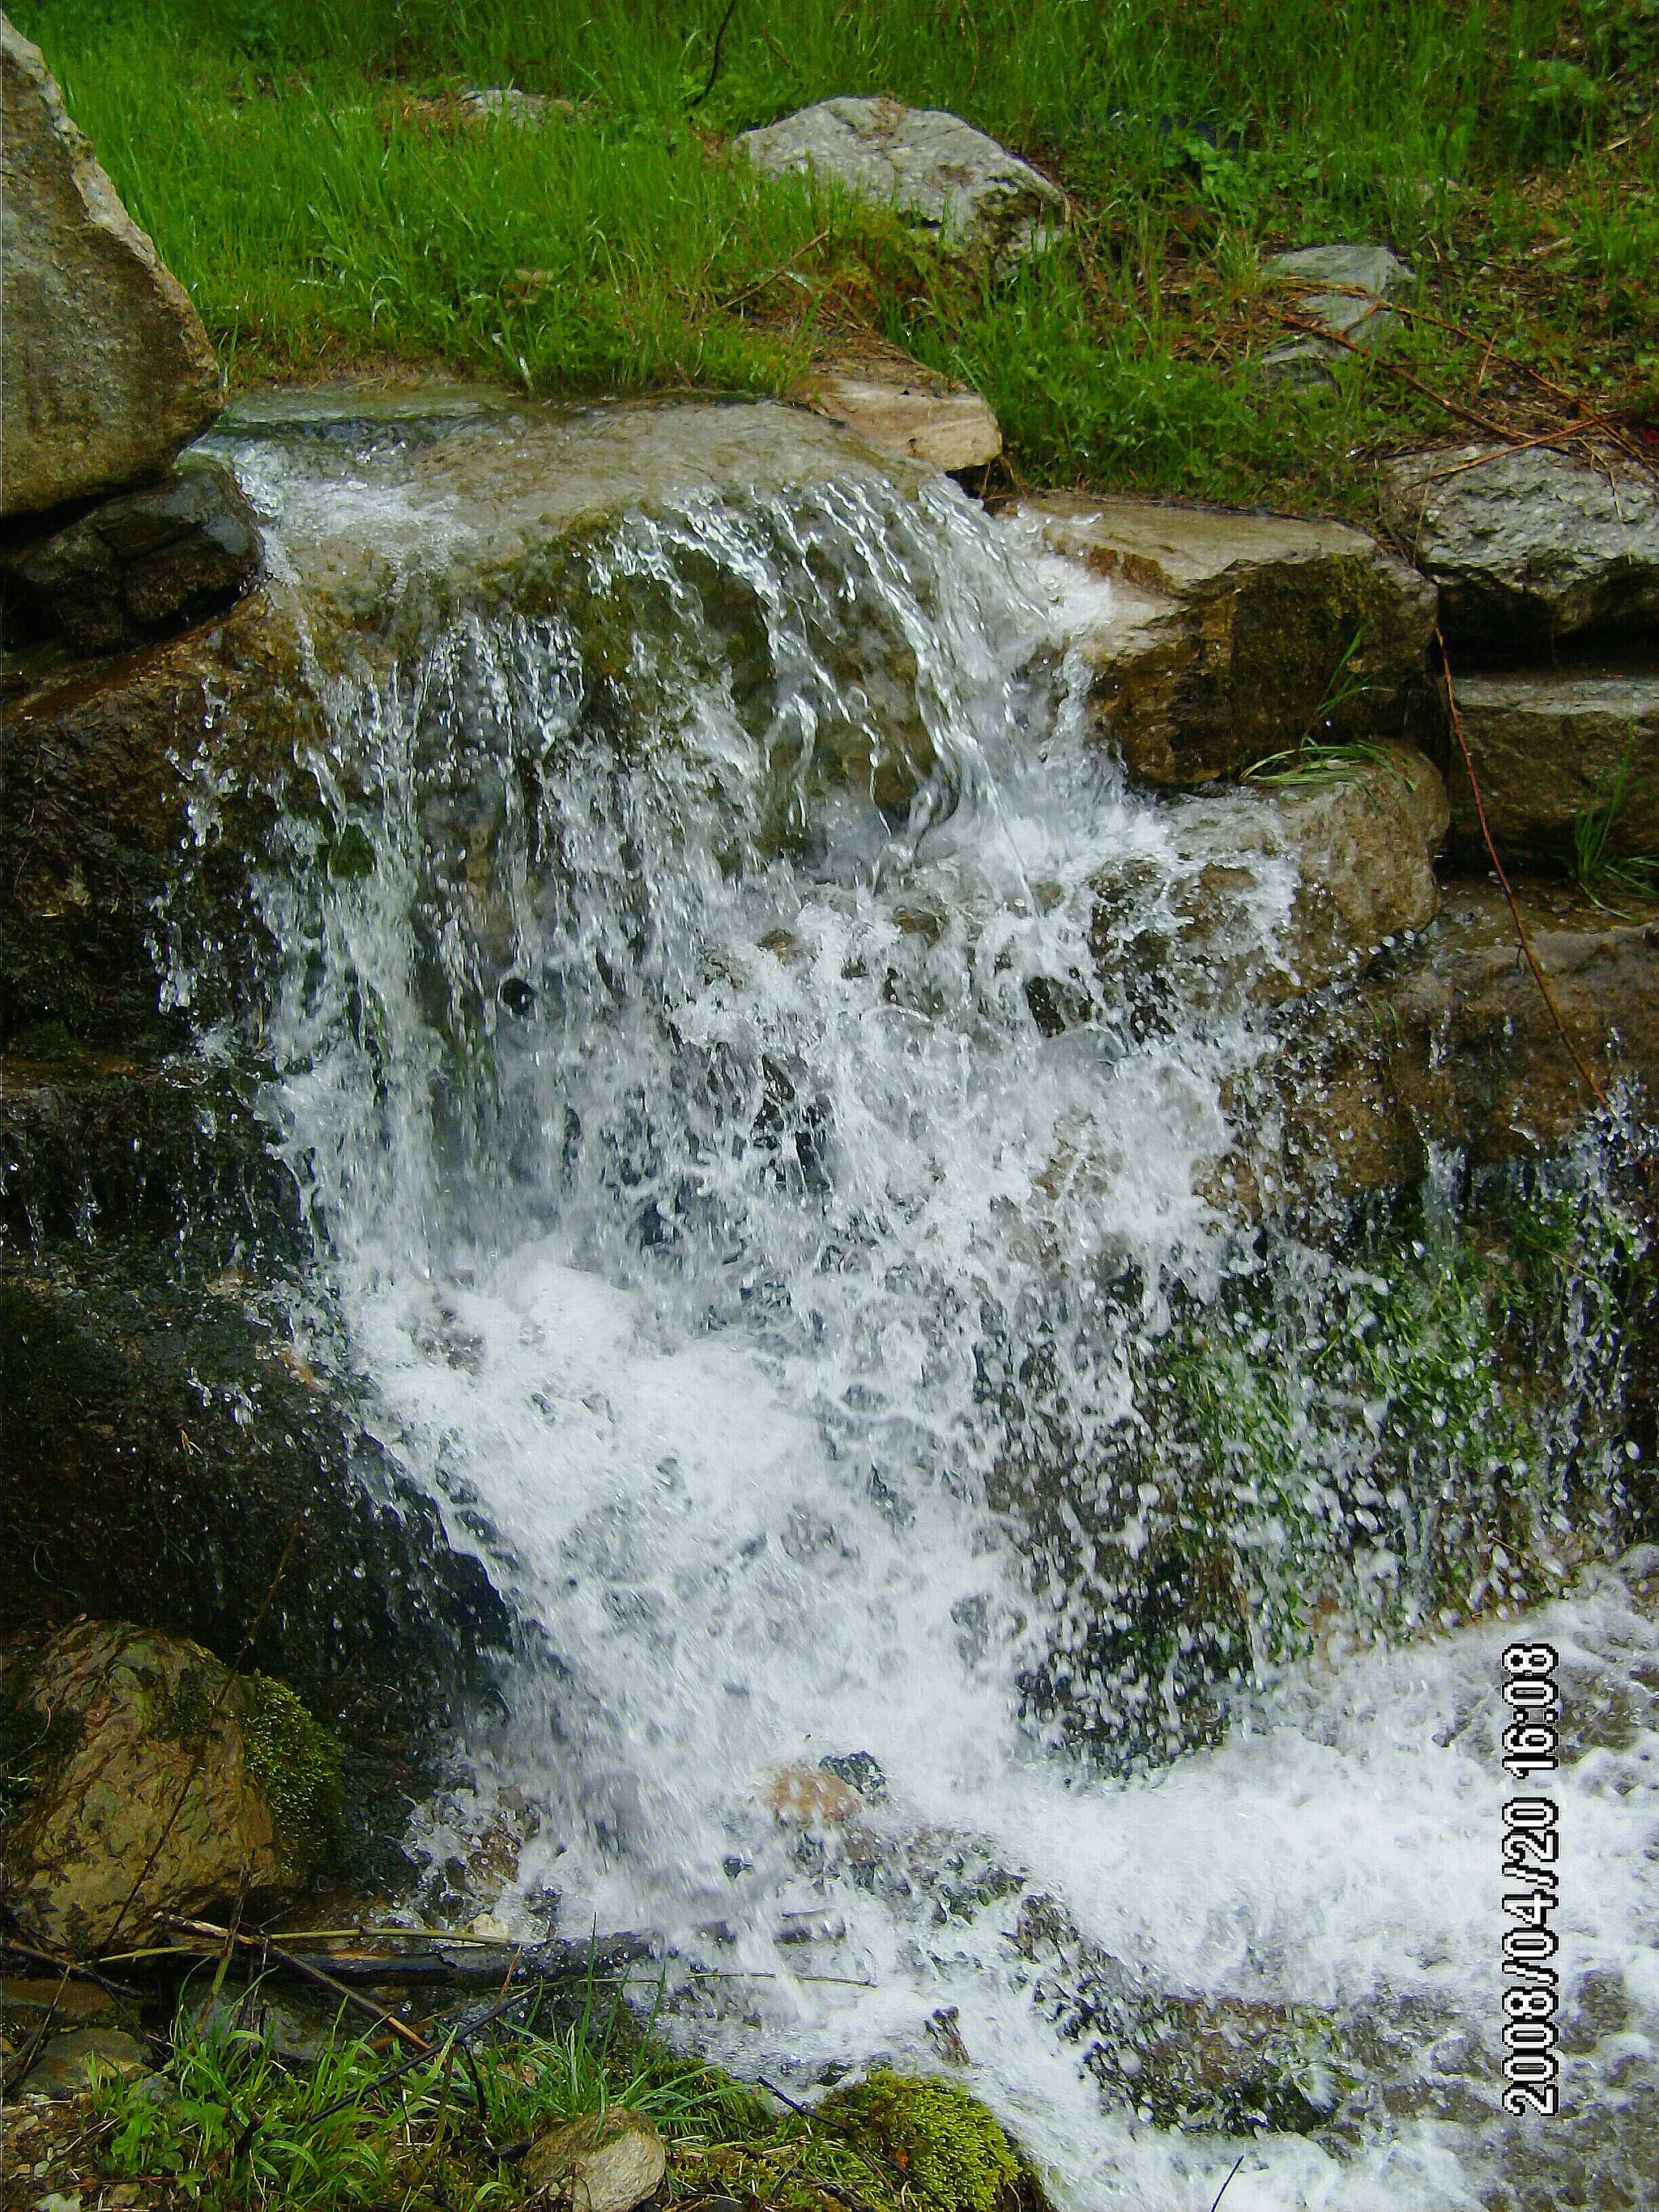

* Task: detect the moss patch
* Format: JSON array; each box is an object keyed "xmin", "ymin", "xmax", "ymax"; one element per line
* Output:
[
  {"xmin": 819, "ymin": 2069, "xmax": 1024, "ymax": 2212},
  {"xmin": 241, "ymin": 1673, "xmax": 344, "ymax": 1877}
]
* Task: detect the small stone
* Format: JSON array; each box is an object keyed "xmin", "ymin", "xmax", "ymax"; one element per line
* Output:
[
  {"xmin": 8, "ymin": 459, "xmax": 262, "ymax": 654},
  {"xmin": 456, "ymin": 87, "xmax": 557, "ymax": 126},
  {"xmin": 0, "ymin": 17, "xmax": 221, "ymax": 514},
  {"xmin": 763, "ymin": 1764, "xmax": 867, "ymax": 1829},
  {"xmin": 739, "ymin": 97, "xmax": 1064, "ymax": 264},
  {"xmin": 1261, "ymin": 241, "xmax": 1414, "ymax": 383},
  {"xmin": 818, "ymin": 1750, "xmax": 888, "ymax": 1802},
  {"xmin": 800, "ymin": 360, "xmax": 1000, "ymax": 472},
  {"xmin": 522, "ymin": 2107, "xmax": 666, "ymax": 2212}
]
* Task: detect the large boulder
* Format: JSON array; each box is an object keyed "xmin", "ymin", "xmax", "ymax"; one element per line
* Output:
[
  {"xmin": 0, "ymin": 16, "xmax": 222, "ymax": 516},
  {"xmin": 1379, "ymin": 445, "xmax": 1659, "ymax": 647},
  {"xmin": 1012, "ymin": 493, "xmax": 1438, "ymax": 786},
  {"xmin": 738, "ymin": 96, "xmax": 1065, "ymax": 263},
  {"xmin": 1444, "ymin": 667, "xmax": 1659, "ymax": 867},
  {"xmin": 2, "ymin": 1622, "xmax": 339, "ymax": 1955}
]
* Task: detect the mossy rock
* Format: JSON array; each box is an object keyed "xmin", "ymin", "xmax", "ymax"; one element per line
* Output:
[
  {"xmin": 818, "ymin": 2069, "xmax": 1031, "ymax": 2212},
  {"xmin": 1, "ymin": 1622, "xmax": 343, "ymax": 1954}
]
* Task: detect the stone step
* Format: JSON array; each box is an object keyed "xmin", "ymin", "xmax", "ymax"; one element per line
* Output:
[
  {"xmin": 1446, "ymin": 666, "xmax": 1659, "ymax": 866},
  {"xmin": 1009, "ymin": 492, "xmax": 1437, "ymax": 786},
  {"xmin": 1380, "ymin": 443, "xmax": 1659, "ymax": 648}
]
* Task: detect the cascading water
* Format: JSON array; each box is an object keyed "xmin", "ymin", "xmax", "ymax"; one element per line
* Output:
[{"xmin": 216, "ymin": 416, "xmax": 1655, "ymax": 2210}]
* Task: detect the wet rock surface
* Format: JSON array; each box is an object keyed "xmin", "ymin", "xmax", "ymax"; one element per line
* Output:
[
  {"xmin": 1253, "ymin": 880, "xmax": 1659, "ymax": 1207},
  {"xmin": 1380, "ymin": 444, "xmax": 1659, "ymax": 647},
  {"xmin": 0, "ymin": 16, "xmax": 221, "ymax": 515},
  {"xmin": 4, "ymin": 458, "xmax": 262, "ymax": 653},
  {"xmin": 1014, "ymin": 491, "xmax": 1438, "ymax": 785},
  {"xmin": 739, "ymin": 97, "xmax": 1065, "ymax": 262},
  {"xmin": 2, "ymin": 1622, "xmax": 334, "ymax": 1953},
  {"xmin": 1444, "ymin": 665, "xmax": 1659, "ymax": 866}
]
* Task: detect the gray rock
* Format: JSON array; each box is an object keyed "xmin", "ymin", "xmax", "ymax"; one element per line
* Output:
[
  {"xmin": 739, "ymin": 96, "xmax": 1064, "ymax": 262},
  {"xmin": 522, "ymin": 2108, "xmax": 666, "ymax": 2212},
  {"xmin": 8, "ymin": 459, "xmax": 262, "ymax": 653},
  {"xmin": 1262, "ymin": 242, "xmax": 1414, "ymax": 384},
  {"xmin": 0, "ymin": 16, "xmax": 221, "ymax": 516},
  {"xmin": 1445, "ymin": 668, "xmax": 1659, "ymax": 866},
  {"xmin": 1379, "ymin": 445, "xmax": 1659, "ymax": 645},
  {"xmin": 21, "ymin": 2026, "xmax": 150, "ymax": 2099},
  {"xmin": 1010, "ymin": 493, "xmax": 1438, "ymax": 786}
]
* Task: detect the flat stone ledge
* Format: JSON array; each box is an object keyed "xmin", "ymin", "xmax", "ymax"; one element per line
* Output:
[{"xmin": 1007, "ymin": 492, "xmax": 1438, "ymax": 786}]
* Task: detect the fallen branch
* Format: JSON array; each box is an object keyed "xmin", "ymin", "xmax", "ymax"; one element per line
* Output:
[{"xmin": 161, "ymin": 1917, "xmax": 432, "ymax": 2052}]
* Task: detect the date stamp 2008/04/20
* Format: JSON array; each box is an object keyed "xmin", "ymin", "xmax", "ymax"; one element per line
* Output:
[{"xmin": 1499, "ymin": 1639, "xmax": 1562, "ymax": 2117}]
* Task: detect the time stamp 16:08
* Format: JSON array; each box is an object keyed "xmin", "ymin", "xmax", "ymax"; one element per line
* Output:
[{"xmin": 1499, "ymin": 1640, "xmax": 1563, "ymax": 2118}]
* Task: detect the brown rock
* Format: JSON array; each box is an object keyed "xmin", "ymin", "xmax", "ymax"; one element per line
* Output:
[
  {"xmin": 1251, "ymin": 882, "xmax": 1659, "ymax": 1210},
  {"xmin": 2, "ymin": 1622, "xmax": 331, "ymax": 1954},
  {"xmin": 1013, "ymin": 493, "xmax": 1437, "ymax": 786},
  {"xmin": 800, "ymin": 356, "xmax": 1000, "ymax": 472},
  {"xmin": 0, "ymin": 16, "xmax": 221, "ymax": 515},
  {"xmin": 1444, "ymin": 667, "xmax": 1659, "ymax": 867},
  {"xmin": 762, "ymin": 1763, "xmax": 867, "ymax": 1830},
  {"xmin": 522, "ymin": 2108, "xmax": 666, "ymax": 2212},
  {"xmin": 1273, "ymin": 742, "xmax": 1450, "ymax": 993}
]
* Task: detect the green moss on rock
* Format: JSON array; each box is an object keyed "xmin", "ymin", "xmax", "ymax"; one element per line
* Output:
[
  {"xmin": 820, "ymin": 2069, "xmax": 1024, "ymax": 2212},
  {"xmin": 241, "ymin": 1673, "xmax": 343, "ymax": 1876}
]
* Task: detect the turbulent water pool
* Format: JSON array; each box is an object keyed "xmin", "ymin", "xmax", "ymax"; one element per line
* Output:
[{"xmin": 191, "ymin": 401, "xmax": 1656, "ymax": 2209}]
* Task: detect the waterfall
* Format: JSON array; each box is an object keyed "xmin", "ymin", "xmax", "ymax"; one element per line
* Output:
[{"xmin": 221, "ymin": 425, "xmax": 1654, "ymax": 2210}]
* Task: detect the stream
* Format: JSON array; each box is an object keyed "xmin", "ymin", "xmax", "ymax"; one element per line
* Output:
[{"xmin": 186, "ymin": 402, "xmax": 1656, "ymax": 2209}]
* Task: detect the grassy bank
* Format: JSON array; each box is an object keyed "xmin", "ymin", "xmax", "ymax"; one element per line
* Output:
[
  {"xmin": 16, "ymin": 0, "xmax": 1659, "ymax": 512},
  {"xmin": 5, "ymin": 1970, "xmax": 1043, "ymax": 2212}
]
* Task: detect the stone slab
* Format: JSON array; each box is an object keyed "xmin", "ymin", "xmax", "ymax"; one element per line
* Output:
[
  {"xmin": 1010, "ymin": 492, "xmax": 1438, "ymax": 785},
  {"xmin": 1448, "ymin": 667, "xmax": 1659, "ymax": 864},
  {"xmin": 800, "ymin": 360, "xmax": 1001, "ymax": 471}
]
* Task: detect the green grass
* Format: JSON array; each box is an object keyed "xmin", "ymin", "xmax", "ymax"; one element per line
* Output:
[
  {"xmin": 1572, "ymin": 733, "xmax": 1659, "ymax": 908},
  {"xmin": 15, "ymin": 0, "xmax": 1658, "ymax": 512},
  {"xmin": 81, "ymin": 1967, "xmax": 1037, "ymax": 2212}
]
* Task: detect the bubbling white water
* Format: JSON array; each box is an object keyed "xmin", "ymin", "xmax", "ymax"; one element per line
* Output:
[{"xmin": 249, "ymin": 464, "xmax": 1657, "ymax": 2209}]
